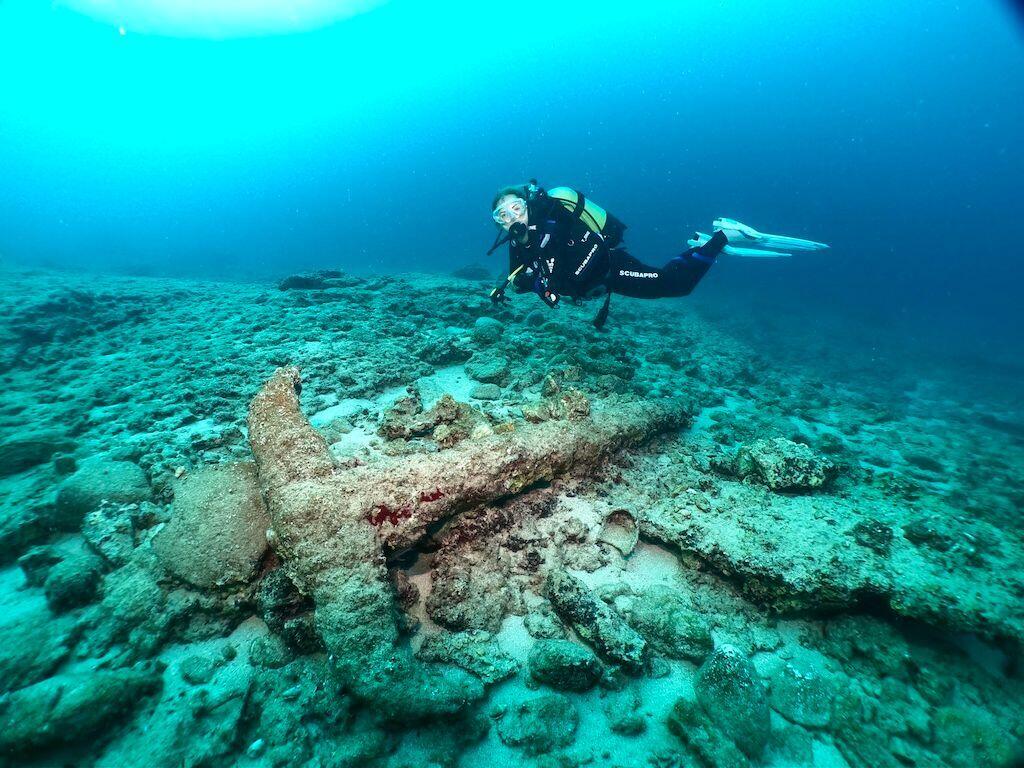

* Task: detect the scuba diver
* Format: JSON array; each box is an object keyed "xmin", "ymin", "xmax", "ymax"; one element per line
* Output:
[{"xmin": 487, "ymin": 180, "xmax": 828, "ymax": 328}]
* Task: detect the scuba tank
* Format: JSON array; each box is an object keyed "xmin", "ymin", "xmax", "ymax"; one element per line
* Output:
[
  {"xmin": 487, "ymin": 179, "xmax": 627, "ymax": 254},
  {"xmin": 543, "ymin": 186, "xmax": 626, "ymax": 249}
]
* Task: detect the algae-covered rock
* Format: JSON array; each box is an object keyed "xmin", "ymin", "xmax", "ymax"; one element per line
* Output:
[
  {"xmin": 528, "ymin": 639, "xmax": 603, "ymax": 692},
  {"xmin": 933, "ymin": 705, "xmax": 1021, "ymax": 768},
  {"xmin": 427, "ymin": 555, "xmax": 511, "ymax": 633},
  {"xmin": 603, "ymin": 686, "xmax": 647, "ymax": 735},
  {"xmin": 44, "ymin": 547, "xmax": 105, "ymax": 612},
  {"xmin": 82, "ymin": 502, "xmax": 136, "ymax": 566},
  {"xmin": 465, "ymin": 354, "xmax": 510, "ymax": 385},
  {"xmin": 734, "ymin": 438, "xmax": 836, "ymax": 492},
  {"xmin": 524, "ymin": 605, "xmax": 567, "ymax": 640},
  {"xmin": 668, "ymin": 696, "xmax": 752, "ymax": 768},
  {"xmin": 153, "ymin": 462, "xmax": 270, "ymax": 589},
  {"xmin": 56, "ymin": 458, "xmax": 150, "ymax": 527},
  {"xmin": 768, "ymin": 648, "xmax": 840, "ymax": 728},
  {"xmin": 96, "ymin": 661, "xmax": 254, "ymax": 768},
  {"xmin": 612, "ymin": 584, "xmax": 713, "ymax": 662},
  {"xmin": 471, "ymin": 316, "xmax": 505, "ymax": 344},
  {"xmin": 470, "ymin": 383, "xmax": 502, "ymax": 400},
  {"xmin": 0, "ymin": 604, "xmax": 74, "ymax": 694},
  {"xmin": 0, "ymin": 430, "xmax": 74, "ymax": 477},
  {"xmin": 0, "ymin": 667, "xmax": 161, "ymax": 754},
  {"xmin": 416, "ymin": 630, "xmax": 518, "ymax": 684},
  {"xmin": 496, "ymin": 694, "xmax": 579, "ymax": 756},
  {"xmin": 256, "ymin": 568, "xmax": 319, "ymax": 652},
  {"xmin": 0, "ymin": 503, "xmax": 49, "ymax": 564},
  {"xmin": 695, "ymin": 645, "xmax": 771, "ymax": 758},
  {"xmin": 546, "ymin": 569, "xmax": 646, "ymax": 672}
]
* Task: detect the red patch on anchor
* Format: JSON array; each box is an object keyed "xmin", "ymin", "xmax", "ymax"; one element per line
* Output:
[{"xmin": 367, "ymin": 488, "xmax": 444, "ymax": 526}]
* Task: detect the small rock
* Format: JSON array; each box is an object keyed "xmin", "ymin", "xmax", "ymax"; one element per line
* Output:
[
  {"xmin": 82, "ymin": 502, "xmax": 135, "ymax": 566},
  {"xmin": 55, "ymin": 458, "xmax": 150, "ymax": 528},
  {"xmin": 496, "ymin": 694, "xmax": 579, "ymax": 756},
  {"xmin": 0, "ymin": 431, "xmax": 75, "ymax": 477},
  {"xmin": 180, "ymin": 654, "xmax": 220, "ymax": 685},
  {"xmin": 524, "ymin": 606, "xmax": 567, "ymax": 640},
  {"xmin": 470, "ymin": 383, "xmax": 502, "ymax": 401},
  {"xmin": 545, "ymin": 569, "xmax": 646, "ymax": 672},
  {"xmin": 695, "ymin": 645, "xmax": 770, "ymax": 758},
  {"xmin": 769, "ymin": 648, "xmax": 839, "ymax": 728},
  {"xmin": 153, "ymin": 462, "xmax": 270, "ymax": 588},
  {"xmin": 471, "ymin": 316, "xmax": 505, "ymax": 345},
  {"xmin": 44, "ymin": 549, "xmax": 105, "ymax": 612},
  {"xmin": 249, "ymin": 634, "xmax": 293, "ymax": 670},
  {"xmin": 416, "ymin": 631, "xmax": 518, "ymax": 685},
  {"xmin": 733, "ymin": 438, "xmax": 836, "ymax": 492},
  {"xmin": 465, "ymin": 355, "xmax": 510, "ymax": 385},
  {"xmin": 0, "ymin": 667, "xmax": 161, "ymax": 754},
  {"xmin": 528, "ymin": 639, "xmax": 603, "ymax": 692}
]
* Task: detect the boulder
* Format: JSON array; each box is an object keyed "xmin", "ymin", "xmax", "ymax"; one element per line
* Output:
[
  {"xmin": 44, "ymin": 547, "xmax": 105, "ymax": 612},
  {"xmin": 734, "ymin": 438, "xmax": 836, "ymax": 492},
  {"xmin": 496, "ymin": 694, "xmax": 579, "ymax": 756},
  {"xmin": 610, "ymin": 585, "xmax": 713, "ymax": 662},
  {"xmin": 0, "ymin": 430, "xmax": 74, "ymax": 477},
  {"xmin": 0, "ymin": 503, "xmax": 48, "ymax": 564},
  {"xmin": 153, "ymin": 462, "xmax": 270, "ymax": 589},
  {"xmin": 469, "ymin": 383, "xmax": 502, "ymax": 401},
  {"xmin": 694, "ymin": 645, "xmax": 770, "ymax": 758},
  {"xmin": 416, "ymin": 631, "xmax": 519, "ymax": 685},
  {"xmin": 55, "ymin": 458, "xmax": 150, "ymax": 528},
  {"xmin": 0, "ymin": 667, "xmax": 161, "ymax": 754},
  {"xmin": 471, "ymin": 316, "xmax": 505, "ymax": 345},
  {"xmin": 768, "ymin": 648, "xmax": 840, "ymax": 728},
  {"xmin": 465, "ymin": 355, "xmax": 510, "ymax": 385},
  {"xmin": 545, "ymin": 569, "xmax": 646, "ymax": 672},
  {"xmin": 528, "ymin": 639, "xmax": 603, "ymax": 692},
  {"xmin": 0, "ymin": 605, "xmax": 74, "ymax": 694},
  {"xmin": 668, "ymin": 697, "xmax": 752, "ymax": 768},
  {"xmin": 452, "ymin": 264, "xmax": 493, "ymax": 281}
]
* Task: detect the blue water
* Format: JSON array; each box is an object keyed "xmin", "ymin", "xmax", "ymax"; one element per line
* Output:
[{"xmin": 2, "ymin": 0, "xmax": 1022, "ymax": 355}]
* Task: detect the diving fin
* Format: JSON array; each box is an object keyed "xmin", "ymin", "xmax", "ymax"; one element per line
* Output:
[
  {"xmin": 712, "ymin": 218, "xmax": 829, "ymax": 252},
  {"xmin": 689, "ymin": 232, "xmax": 791, "ymax": 258}
]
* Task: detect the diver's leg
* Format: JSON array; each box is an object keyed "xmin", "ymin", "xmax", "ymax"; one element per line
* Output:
[{"xmin": 609, "ymin": 232, "xmax": 726, "ymax": 299}]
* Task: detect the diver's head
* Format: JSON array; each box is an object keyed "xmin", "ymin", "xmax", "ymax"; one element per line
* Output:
[
  {"xmin": 492, "ymin": 193, "xmax": 529, "ymax": 244},
  {"xmin": 492, "ymin": 194, "xmax": 528, "ymax": 230}
]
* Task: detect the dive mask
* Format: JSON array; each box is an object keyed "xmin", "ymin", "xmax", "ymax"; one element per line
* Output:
[{"xmin": 492, "ymin": 197, "xmax": 528, "ymax": 230}]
